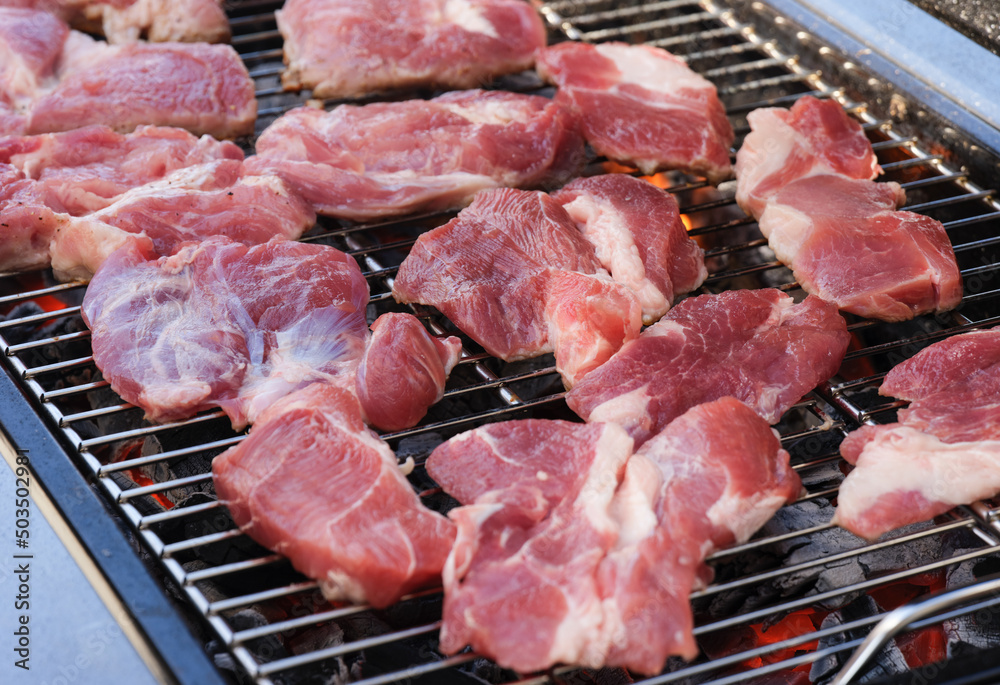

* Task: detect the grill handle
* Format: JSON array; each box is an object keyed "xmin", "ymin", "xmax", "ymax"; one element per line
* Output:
[{"xmin": 831, "ymin": 572, "xmax": 1000, "ymax": 684}]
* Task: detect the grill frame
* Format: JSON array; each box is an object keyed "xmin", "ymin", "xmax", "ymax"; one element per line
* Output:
[{"xmin": 5, "ymin": 1, "xmax": 1000, "ymax": 684}]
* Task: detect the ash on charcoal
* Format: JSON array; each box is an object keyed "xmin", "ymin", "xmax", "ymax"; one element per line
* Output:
[
  {"xmin": 139, "ymin": 445, "xmax": 218, "ymax": 506},
  {"xmin": 107, "ymin": 469, "xmax": 166, "ymax": 517},
  {"xmin": 810, "ymin": 594, "xmax": 909, "ymax": 684},
  {"xmin": 702, "ymin": 500, "xmax": 945, "ymax": 619},
  {"xmin": 2, "ymin": 300, "xmax": 89, "ymax": 351},
  {"xmin": 795, "ymin": 459, "xmax": 846, "ymax": 492},
  {"xmin": 340, "ymin": 611, "xmax": 490, "ymax": 685},
  {"xmin": 943, "ymin": 553, "xmax": 1000, "ymax": 658}
]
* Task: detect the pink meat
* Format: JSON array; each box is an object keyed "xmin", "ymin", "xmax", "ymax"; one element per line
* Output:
[
  {"xmin": 0, "ymin": 125, "xmax": 242, "ymax": 214},
  {"xmin": 427, "ymin": 419, "xmax": 629, "ymax": 507},
  {"xmin": 835, "ymin": 425, "xmax": 1000, "ymax": 540},
  {"xmin": 426, "ymin": 398, "xmax": 799, "ymax": 674},
  {"xmin": 247, "ymin": 90, "xmax": 585, "ymax": 221},
  {"xmin": 758, "ymin": 175, "xmax": 962, "ymax": 321},
  {"xmin": 0, "ymin": 92, "xmax": 25, "ymax": 135},
  {"xmin": 735, "ymin": 95, "xmax": 880, "ymax": 219},
  {"xmin": 393, "ymin": 187, "xmax": 641, "ymax": 386},
  {"xmin": 880, "ymin": 327, "xmax": 1000, "ymax": 409},
  {"xmin": 212, "ymin": 383, "xmax": 456, "ymax": 607},
  {"xmin": 536, "ymin": 41, "xmax": 734, "ymax": 183},
  {"xmin": 27, "ymin": 37, "xmax": 256, "ymax": 138},
  {"xmin": 277, "ymin": 0, "xmax": 546, "ymax": 99},
  {"xmin": 82, "ymin": 236, "xmax": 370, "ymax": 430},
  {"xmin": 544, "ymin": 270, "xmax": 642, "ymax": 387},
  {"xmin": 566, "ymin": 289, "xmax": 850, "ymax": 447},
  {"xmin": 552, "ymin": 174, "xmax": 707, "ymax": 324},
  {"xmin": 835, "ymin": 327, "xmax": 1000, "ymax": 540},
  {"xmin": 427, "ymin": 419, "xmax": 634, "ymax": 672},
  {"xmin": 601, "ymin": 397, "xmax": 801, "ymax": 673},
  {"xmin": 0, "ymin": 164, "xmax": 65, "ymax": 272},
  {"xmin": 0, "ymin": 0, "xmax": 230, "ymax": 43},
  {"xmin": 0, "ymin": 8, "xmax": 67, "ymax": 112},
  {"xmin": 0, "ymin": 125, "xmax": 242, "ymax": 273},
  {"xmin": 49, "ymin": 159, "xmax": 315, "ymax": 281},
  {"xmin": 88, "ymin": 0, "xmax": 230, "ymax": 43},
  {"xmin": 356, "ymin": 312, "xmax": 462, "ymax": 432}
]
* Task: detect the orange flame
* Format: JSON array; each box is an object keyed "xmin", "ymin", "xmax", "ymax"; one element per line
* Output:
[{"xmin": 641, "ymin": 172, "xmax": 672, "ymax": 189}]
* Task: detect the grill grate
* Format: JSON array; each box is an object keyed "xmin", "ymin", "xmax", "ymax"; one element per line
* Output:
[{"xmin": 4, "ymin": 1, "xmax": 1000, "ymax": 683}]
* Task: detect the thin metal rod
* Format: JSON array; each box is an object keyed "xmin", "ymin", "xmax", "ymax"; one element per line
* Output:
[{"xmin": 831, "ymin": 575, "xmax": 1000, "ymax": 685}]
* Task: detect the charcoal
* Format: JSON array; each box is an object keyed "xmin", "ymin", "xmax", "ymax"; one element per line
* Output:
[
  {"xmin": 703, "ymin": 500, "xmax": 945, "ymax": 619},
  {"xmin": 396, "ymin": 432, "xmax": 445, "ymax": 466},
  {"xmin": 795, "ymin": 459, "xmax": 846, "ymax": 491},
  {"xmin": 465, "ymin": 658, "xmax": 517, "ymax": 684},
  {"xmin": 943, "ymin": 553, "xmax": 1000, "ymax": 657},
  {"xmin": 809, "ymin": 594, "xmax": 909, "ymax": 683}
]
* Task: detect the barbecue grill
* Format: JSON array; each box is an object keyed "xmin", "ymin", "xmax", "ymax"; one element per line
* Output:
[{"xmin": 4, "ymin": 1, "xmax": 1000, "ymax": 683}]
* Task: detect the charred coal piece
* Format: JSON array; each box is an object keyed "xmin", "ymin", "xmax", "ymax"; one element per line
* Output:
[
  {"xmin": 943, "ymin": 555, "xmax": 1000, "ymax": 658},
  {"xmin": 810, "ymin": 595, "xmax": 908, "ymax": 683},
  {"xmin": 702, "ymin": 500, "xmax": 946, "ymax": 621}
]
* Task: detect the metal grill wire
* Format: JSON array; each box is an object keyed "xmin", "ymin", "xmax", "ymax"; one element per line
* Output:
[{"xmin": 3, "ymin": 0, "xmax": 1000, "ymax": 683}]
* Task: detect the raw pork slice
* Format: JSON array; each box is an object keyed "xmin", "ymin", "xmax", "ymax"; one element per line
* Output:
[
  {"xmin": 213, "ymin": 383, "xmax": 456, "ymax": 607},
  {"xmin": 246, "ymin": 90, "xmax": 585, "ymax": 221},
  {"xmin": 735, "ymin": 95, "xmax": 880, "ymax": 219},
  {"xmin": 757, "ymin": 175, "xmax": 962, "ymax": 321},
  {"xmin": 355, "ymin": 312, "xmax": 462, "ymax": 432},
  {"xmin": 427, "ymin": 419, "xmax": 634, "ymax": 672},
  {"xmin": 26, "ymin": 34, "xmax": 256, "ymax": 138},
  {"xmin": 0, "ymin": 125, "xmax": 242, "ymax": 214},
  {"xmin": 0, "ymin": 125, "xmax": 242, "ymax": 273},
  {"xmin": 49, "ymin": 159, "xmax": 315, "ymax": 281},
  {"xmin": 82, "ymin": 236, "xmax": 370, "ymax": 430},
  {"xmin": 536, "ymin": 41, "xmax": 734, "ymax": 183},
  {"xmin": 425, "ymin": 398, "xmax": 800, "ymax": 674},
  {"xmin": 393, "ymin": 187, "xmax": 642, "ymax": 387},
  {"xmin": 552, "ymin": 174, "xmax": 707, "ymax": 324},
  {"xmin": 566, "ymin": 289, "xmax": 850, "ymax": 447},
  {"xmin": 0, "ymin": 0, "xmax": 230, "ymax": 43},
  {"xmin": 835, "ymin": 327, "xmax": 1000, "ymax": 539},
  {"xmin": 0, "ymin": 165, "xmax": 64, "ymax": 272},
  {"xmin": 0, "ymin": 8, "xmax": 67, "ymax": 111},
  {"xmin": 600, "ymin": 397, "xmax": 801, "ymax": 673},
  {"xmin": 277, "ymin": 0, "xmax": 546, "ymax": 99},
  {"xmin": 0, "ymin": 93, "xmax": 25, "ymax": 135}
]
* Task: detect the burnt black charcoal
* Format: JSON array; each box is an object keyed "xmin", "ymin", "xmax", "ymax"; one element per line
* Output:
[
  {"xmin": 702, "ymin": 500, "xmax": 946, "ymax": 620},
  {"xmin": 108, "ymin": 470, "xmax": 164, "ymax": 517},
  {"xmin": 465, "ymin": 658, "xmax": 518, "ymax": 685},
  {"xmin": 378, "ymin": 591, "xmax": 444, "ymax": 629},
  {"xmin": 796, "ymin": 459, "xmax": 846, "ymax": 492},
  {"xmin": 810, "ymin": 595, "xmax": 908, "ymax": 684},
  {"xmin": 943, "ymin": 553, "xmax": 1000, "ymax": 657}
]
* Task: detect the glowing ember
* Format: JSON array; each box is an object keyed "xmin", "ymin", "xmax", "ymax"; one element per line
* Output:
[
  {"xmin": 602, "ymin": 161, "xmax": 637, "ymax": 174},
  {"xmin": 640, "ymin": 171, "xmax": 672, "ymax": 189},
  {"xmin": 126, "ymin": 469, "xmax": 176, "ymax": 510},
  {"xmin": 897, "ymin": 627, "xmax": 947, "ymax": 669},
  {"xmin": 111, "ymin": 441, "xmax": 175, "ymax": 510},
  {"xmin": 745, "ymin": 608, "xmax": 825, "ymax": 667}
]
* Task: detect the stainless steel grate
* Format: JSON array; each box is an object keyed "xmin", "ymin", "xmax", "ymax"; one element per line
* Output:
[{"xmin": 4, "ymin": 1, "xmax": 1000, "ymax": 683}]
